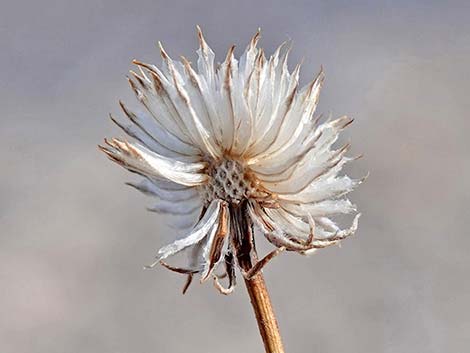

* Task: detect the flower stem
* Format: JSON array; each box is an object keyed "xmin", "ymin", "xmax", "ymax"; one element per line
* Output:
[
  {"xmin": 243, "ymin": 272, "xmax": 285, "ymax": 353},
  {"xmin": 231, "ymin": 202, "xmax": 285, "ymax": 353}
]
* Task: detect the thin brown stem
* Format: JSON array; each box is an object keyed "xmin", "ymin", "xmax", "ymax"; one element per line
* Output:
[
  {"xmin": 231, "ymin": 202, "xmax": 285, "ymax": 353},
  {"xmin": 243, "ymin": 272, "xmax": 285, "ymax": 353}
]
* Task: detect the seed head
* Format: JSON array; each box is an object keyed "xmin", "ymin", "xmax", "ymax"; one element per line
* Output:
[{"xmin": 99, "ymin": 27, "xmax": 364, "ymax": 294}]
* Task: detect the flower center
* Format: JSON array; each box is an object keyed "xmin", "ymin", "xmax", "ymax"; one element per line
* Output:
[{"xmin": 201, "ymin": 158, "xmax": 254, "ymax": 205}]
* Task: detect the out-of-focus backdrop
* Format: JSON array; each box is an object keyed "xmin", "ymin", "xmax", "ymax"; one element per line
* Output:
[{"xmin": 1, "ymin": 1, "xmax": 469, "ymax": 352}]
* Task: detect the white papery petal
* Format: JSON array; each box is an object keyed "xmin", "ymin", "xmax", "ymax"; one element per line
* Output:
[
  {"xmin": 196, "ymin": 26, "xmax": 216, "ymax": 89},
  {"xmin": 247, "ymin": 128, "xmax": 322, "ymax": 182},
  {"xmin": 265, "ymin": 208, "xmax": 309, "ymax": 235},
  {"xmin": 261, "ymin": 142, "xmax": 350, "ymax": 194},
  {"xmin": 101, "ymin": 139, "xmax": 208, "ymax": 186},
  {"xmin": 251, "ymin": 70, "xmax": 324, "ymax": 162},
  {"xmin": 251, "ymin": 115, "xmax": 351, "ymax": 169},
  {"xmin": 246, "ymin": 115, "xmax": 321, "ymax": 172},
  {"xmin": 261, "ymin": 154, "xmax": 342, "ymax": 194},
  {"xmin": 126, "ymin": 178, "xmax": 198, "ymax": 202},
  {"xmin": 230, "ymin": 54, "xmax": 255, "ymax": 156},
  {"xmin": 180, "ymin": 58, "xmax": 222, "ymax": 148},
  {"xmin": 195, "ymin": 27, "xmax": 227, "ymax": 145},
  {"xmin": 248, "ymin": 62, "xmax": 300, "ymax": 157},
  {"xmin": 215, "ymin": 47, "xmax": 238, "ymax": 150},
  {"xmin": 278, "ymin": 175, "xmax": 363, "ymax": 204},
  {"xmin": 127, "ymin": 74, "xmax": 193, "ymax": 144},
  {"xmin": 252, "ymin": 42, "xmax": 290, "ymax": 134},
  {"xmin": 167, "ymin": 208, "xmax": 202, "ymax": 231},
  {"xmin": 266, "ymin": 208, "xmax": 346, "ymax": 240},
  {"xmin": 119, "ymin": 99, "xmax": 201, "ymax": 157},
  {"xmin": 253, "ymin": 202, "xmax": 359, "ymax": 249},
  {"xmin": 156, "ymin": 200, "xmax": 221, "ymax": 260},
  {"xmin": 111, "ymin": 114, "xmax": 199, "ymax": 163},
  {"xmin": 200, "ymin": 226, "xmax": 228, "ymax": 280},
  {"xmin": 239, "ymin": 30, "xmax": 260, "ymax": 80},
  {"xmin": 314, "ymin": 216, "xmax": 339, "ymax": 232},
  {"xmin": 148, "ymin": 196, "xmax": 202, "ymax": 215},
  {"xmin": 248, "ymin": 203, "xmax": 312, "ymax": 251},
  {"xmin": 314, "ymin": 213, "xmax": 361, "ymax": 241},
  {"xmin": 158, "ymin": 44, "xmax": 223, "ymax": 159},
  {"xmin": 281, "ymin": 199, "xmax": 356, "ymax": 217}
]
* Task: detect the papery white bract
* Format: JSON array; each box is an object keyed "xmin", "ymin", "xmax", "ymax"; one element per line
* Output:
[{"xmin": 100, "ymin": 27, "xmax": 363, "ymax": 294}]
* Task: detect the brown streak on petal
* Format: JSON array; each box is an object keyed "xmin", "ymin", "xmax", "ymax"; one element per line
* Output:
[
  {"xmin": 132, "ymin": 59, "xmax": 158, "ymax": 74},
  {"xmin": 181, "ymin": 56, "xmax": 198, "ymax": 86},
  {"xmin": 119, "ymin": 100, "xmax": 139, "ymax": 125},
  {"xmin": 181, "ymin": 56, "xmax": 218, "ymax": 141},
  {"xmin": 252, "ymin": 131, "xmax": 325, "ymax": 183},
  {"xmin": 129, "ymin": 70, "xmax": 146, "ymax": 87},
  {"xmin": 250, "ymin": 29, "xmax": 261, "ymax": 49},
  {"xmin": 201, "ymin": 203, "xmax": 229, "ymax": 282},
  {"xmin": 117, "ymin": 101, "xmax": 193, "ymax": 157},
  {"xmin": 158, "ymin": 41, "xmax": 169, "ymax": 60},
  {"xmin": 223, "ymin": 48, "xmax": 236, "ymax": 152},
  {"xmin": 255, "ymin": 205, "xmax": 275, "ymax": 232},
  {"xmin": 149, "ymin": 71, "xmax": 163, "ymax": 93},
  {"xmin": 196, "ymin": 25, "xmax": 209, "ymax": 55},
  {"xmin": 341, "ymin": 116, "xmax": 354, "ymax": 129},
  {"xmin": 305, "ymin": 215, "xmax": 315, "ymax": 245},
  {"xmin": 126, "ymin": 76, "xmax": 140, "ymax": 96},
  {"xmin": 265, "ymin": 148, "xmax": 346, "ymax": 196}
]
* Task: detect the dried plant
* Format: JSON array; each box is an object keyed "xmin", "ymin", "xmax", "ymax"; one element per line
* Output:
[{"xmin": 100, "ymin": 26, "xmax": 363, "ymax": 353}]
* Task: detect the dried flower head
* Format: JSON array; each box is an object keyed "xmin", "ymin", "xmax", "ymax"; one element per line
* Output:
[{"xmin": 100, "ymin": 27, "xmax": 363, "ymax": 294}]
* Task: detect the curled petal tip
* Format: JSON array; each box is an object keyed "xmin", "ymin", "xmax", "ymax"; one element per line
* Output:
[
  {"xmin": 132, "ymin": 60, "xmax": 158, "ymax": 74},
  {"xmin": 180, "ymin": 55, "xmax": 190, "ymax": 64},
  {"xmin": 250, "ymin": 29, "xmax": 261, "ymax": 48},
  {"xmin": 292, "ymin": 61, "xmax": 302, "ymax": 75},
  {"xmin": 199, "ymin": 275, "xmax": 209, "ymax": 284},
  {"xmin": 126, "ymin": 76, "xmax": 138, "ymax": 91},
  {"xmin": 103, "ymin": 137, "xmax": 113, "ymax": 146},
  {"xmin": 144, "ymin": 257, "xmax": 162, "ymax": 270},
  {"xmin": 350, "ymin": 214, "xmax": 361, "ymax": 233},
  {"xmin": 353, "ymin": 153, "xmax": 364, "ymax": 160},
  {"xmin": 343, "ymin": 116, "xmax": 355, "ymax": 128},
  {"xmin": 158, "ymin": 41, "xmax": 169, "ymax": 59},
  {"xmin": 196, "ymin": 25, "xmax": 209, "ymax": 51},
  {"xmin": 361, "ymin": 172, "xmax": 370, "ymax": 183},
  {"xmin": 225, "ymin": 45, "xmax": 236, "ymax": 61}
]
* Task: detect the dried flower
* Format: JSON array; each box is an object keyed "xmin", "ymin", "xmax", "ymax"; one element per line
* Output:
[{"xmin": 100, "ymin": 27, "xmax": 363, "ymax": 295}]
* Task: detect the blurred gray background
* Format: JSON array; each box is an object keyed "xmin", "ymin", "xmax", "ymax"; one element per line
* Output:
[{"xmin": 1, "ymin": 0, "xmax": 470, "ymax": 352}]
